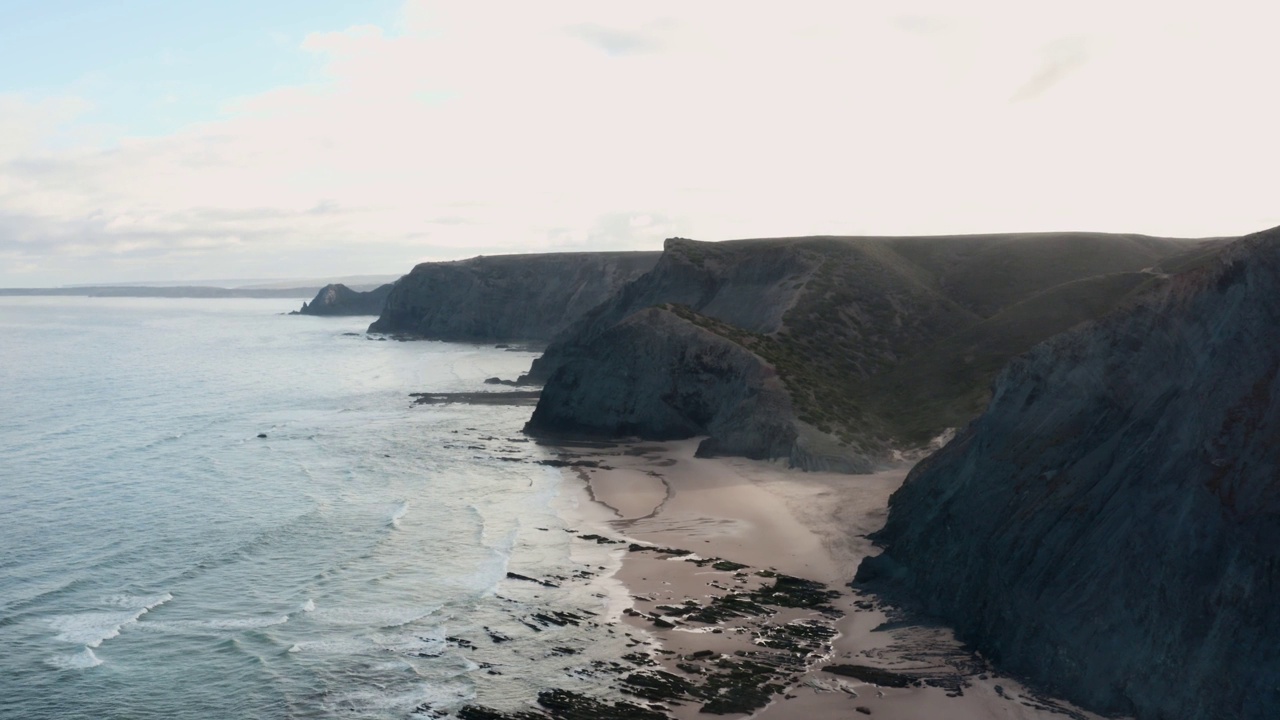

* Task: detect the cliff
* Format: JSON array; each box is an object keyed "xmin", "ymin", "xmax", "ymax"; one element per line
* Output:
[
  {"xmin": 368, "ymin": 251, "xmax": 659, "ymax": 342},
  {"xmin": 524, "ymin": 306, "xmax": 868, "ymax": 471},
  {"xmin": 857, "ymin": 229, "xmax": 1280, "ymax": 718},
  {"xmin": 525, "ymin": 233, "xmax": 1206, "ymax": 468},
  {"xmin": 293, "ymin": 283, "xmax": 393, "ymax": 316}
]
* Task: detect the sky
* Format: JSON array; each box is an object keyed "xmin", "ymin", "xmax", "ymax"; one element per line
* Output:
[{"xmin": 2, "ymin": 0, "xmax": 1278, "ymax": 286}]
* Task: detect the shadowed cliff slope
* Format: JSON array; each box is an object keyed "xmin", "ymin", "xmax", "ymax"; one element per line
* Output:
[
  {"xmin": 524, "ymin": 306, "xmax": 867, "ymax": 472},
  {"xmin": 526, "ymin": 233, "xmax": 1207, "ymax": 468},
  {"xmin": 858, "ymin": 228, "xmax": 1280, "ymax": 719},
  {"xmin": 368, "ymin": 251, "xmax": 659, "ymax": 342},
  {"xmin": 294, "ymin": 283, "xmax": 393, "ymax": 316}
]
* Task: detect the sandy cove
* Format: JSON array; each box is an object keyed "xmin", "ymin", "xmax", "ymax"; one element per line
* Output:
[{"xmin": 558, "ymin": 439, "xmax": 1115, "ymax": 720}]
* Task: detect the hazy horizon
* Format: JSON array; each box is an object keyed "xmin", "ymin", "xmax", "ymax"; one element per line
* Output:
[{"xmin": 3, "ymin": 0, "xmax": 1278, "ymax": 286}]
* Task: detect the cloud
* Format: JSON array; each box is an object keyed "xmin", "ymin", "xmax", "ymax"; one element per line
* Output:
[
  {"xmin": 566, "ymin": 19, "xmax": 677, "ymax": 56},
  {"xmin": 0, "ymin": 94, "xmax": 95, "ymax": 160},
  {"xmin": 1, "ymin": 0, "xmax": 1279, "ymax": 285},
  {"xmin": 1010, "ymin": 37, "xmax": 1092, "ymax": 102}
]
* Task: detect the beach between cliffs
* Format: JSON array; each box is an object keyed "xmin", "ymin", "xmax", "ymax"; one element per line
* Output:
[{"xmin": 520, "ymin": 440, "xmax": 1113, "ymax": 720}]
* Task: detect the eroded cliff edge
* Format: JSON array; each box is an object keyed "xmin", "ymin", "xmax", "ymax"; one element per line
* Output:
[
  {"xmin": 857, "ymin": 229, "xmax": 1280, "ymax": 719},
  {"xmin": 524, "ymin": 306, "xmax": 866, "ymax": 471},
  {"xmin": 368, "ymin": 251, "xmax": 659, "ymax": 342},
  {"xmin": 294, "ymin": 283, "xmax": 393, "ymax": 316},
  {"xmin": 525, "ymin": 233, "xmax": 1209, "ymax": 470}
]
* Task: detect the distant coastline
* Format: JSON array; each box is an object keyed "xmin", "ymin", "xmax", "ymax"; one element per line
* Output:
[{"xmin": 0, "ymin": 286, "xmax": 321, "ymax": 299}]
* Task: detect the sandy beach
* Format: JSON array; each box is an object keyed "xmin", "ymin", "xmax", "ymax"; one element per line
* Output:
[{"xmin": 552, "ymin": 439, "xmax": 1114, "ymax": 720}]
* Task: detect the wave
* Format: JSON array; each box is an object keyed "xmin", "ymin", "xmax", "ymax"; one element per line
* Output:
[
  {"xmin": 141, "ymin": 615, "xmax": 290, "ymax": 632},
  {"xmin": 48, "ymin": 591, "xmax": 172, "ymax": 650},
  {"xmin": 286, "ymin": 629, "xmax": 443, "ymax": 657},
  {"xmin": 306, "ymin": 605, "xmax": 439, "ymax": 628},
  {"xmin": 322, "ymin": 679, "xmax": 472, "ymax": 716},
  {"xmin": 103, "ymin": 592, "xmax": 174, "ymax": 609},
  {"xmin": 468, "ymin": 527, "xmax": 520, "ymax": 597},
  {"xmin": 388, "ymin": 501, "xmax": 409, "ymax": 529},
  {"xmin": 0, "ymin": 575, "xmax": 92, "ymax": 618},
  {"xmin": 47, "ymin": 647, "xmax": 103, "ymax": 670},
  {"xmin": 301, "ymin": 598, "xmax": 316, "ymax": 612}
]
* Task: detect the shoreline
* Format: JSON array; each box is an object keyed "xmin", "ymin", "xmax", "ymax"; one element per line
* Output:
[{"xmin": 542, "ymin": 439, "xmax": 1115, "ymax": 720}]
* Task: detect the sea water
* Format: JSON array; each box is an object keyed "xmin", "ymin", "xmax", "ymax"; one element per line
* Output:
[{"xmin": 0, "ymin": 297, "xmax": 631, "ymax": 719}]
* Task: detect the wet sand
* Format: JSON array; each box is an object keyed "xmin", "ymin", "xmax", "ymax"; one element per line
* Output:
[{"xmin": 563, "ymin": 439, "xmax": 1114, "ymax": 720}]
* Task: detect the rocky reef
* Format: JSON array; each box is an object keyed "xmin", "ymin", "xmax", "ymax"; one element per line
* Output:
[
  {"xmin": 857, "ymin": 229, "xmax": 1280, "ymax": 718},
  {"xmin": 368, "ymin": 252, "xmax": 658, "ymax": 342},
  {"xmin": 525, "ymin": 233, "xmax": 1207, "ymax": 470},
  {"xmin": 293, "ymin": 283, "xmax": 393, "ymax": 316}
]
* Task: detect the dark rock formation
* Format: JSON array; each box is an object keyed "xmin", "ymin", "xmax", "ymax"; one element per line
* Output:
[
  {"xmin": 526, "ymin": 307, "xmax": 868, "ymax": 471},
  {"xmin": 367, "ymin": 252, "xmax": 659, "ymax": 342},
  {"xmin": 858, "ymin": 229, "xmax": 1280, "ymax": 719},
  {"xmin": 522, "ymin": 237, "xmax": 847, "ymax": 383},
  {"xmin": 524, "ymin": 233, "xmax": 1208, "ymax": 469},
  {"xmin": 525, "ymin": 234, "xmax": 1199, "ymax": 385},
  {"xmin": 293, "ymin": 283, "xmax": 393, "ymax": 316}
]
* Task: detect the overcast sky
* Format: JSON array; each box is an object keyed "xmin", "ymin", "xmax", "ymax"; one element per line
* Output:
[{"xmin": 2, "ymin": 0, "xmax": 1277, "ymax": 286}]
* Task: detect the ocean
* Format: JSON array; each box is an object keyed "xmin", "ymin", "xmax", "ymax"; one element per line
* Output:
[{"xmin": 0, "ymin": 297, "xmax": 632, "ymax": 719}]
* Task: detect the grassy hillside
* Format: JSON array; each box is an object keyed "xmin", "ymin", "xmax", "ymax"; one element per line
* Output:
[
  {"xmin": 653, "ymin": 233, "xmax": 1216, "ymax": 452},
  {"xmin": 886, "ymin": 232, "xmax": 1193, "ymax": 315},
  {"xmin": 856, "ymin": 270, "xmax": 1158, "ymax": 443}
]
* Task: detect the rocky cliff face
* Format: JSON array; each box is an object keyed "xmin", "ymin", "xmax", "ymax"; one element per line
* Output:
[
  {"xmin": 858, "ymin": 230, "xmax": 1280, "ymax": 719},
  {"xmin": 524, "ymin": 306, "xmax": 870, "ymax": 471},
  {"xmin": 523, "ymin": 233, "xmax": 1205, "ymax": 469},
  {"xmin": 522, "ymin": 238, "xmax": 828, "ymax": 381},
  {"xmin": 294, "ymin": 283, "xmax": 393, "ymax": 316},
  {"xmin": 368, "ymin": 251, "xmax": 659, "ymax": 342},
  {"xmin": 526, "ymin": 233, "xmax": 1197, "ymax": 384}
]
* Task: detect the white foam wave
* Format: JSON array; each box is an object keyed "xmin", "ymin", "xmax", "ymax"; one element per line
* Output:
[
  {"xmin": 50, "ymin": 611, "xmax": 139, "ymax": 647},
  {"xmin": 137, "ymin": 615, "xmax": 289, "ymax": 632},
  {"xmin": 388, "ymin": 501, "xmax": 409, "ymax": 528},
  {"xmin": 198, "ymin": 615, "xmax": 290, "ymax": 630},
  {"xmin": 50, "ymin": 592, "xmax": 172, "ymax": 648},
  {"xmin": 301, "ymin": 599, "xmax": 316, "ymax": 612},
  {"xmin": 288, "ymin": 637, "xmax": 370, "ymax": 655},
  {"xmin": 48, "ymin": 647, "xmax": 103, "ymax": 669},
  {"xmin": 323, "ymin": 679, "xmax": 471, "ymax": 714},
  {"xmin": 288, "ymin": 629, "xmax": 444, "ymax": 656},
  {"xmin": 307, "ymin": 605, "xmax": 438, "ymax": 628},
  {"xmin": 103, "ymin": 592, "xmax": 173, "ymax": 610}
]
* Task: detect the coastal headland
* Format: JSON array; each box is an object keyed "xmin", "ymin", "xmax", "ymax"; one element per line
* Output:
[{"xmin": 372, "ymin": 227, "xmax": 1276, "ymax": 719}]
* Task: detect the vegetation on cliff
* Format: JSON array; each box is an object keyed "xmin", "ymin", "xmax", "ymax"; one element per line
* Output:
[{"xmin": 528, "ymin": 232, "xmax": 1212, "ymax": 467}]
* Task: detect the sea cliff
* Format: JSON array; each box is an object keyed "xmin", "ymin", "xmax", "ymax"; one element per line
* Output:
[
  {"xmin": 525, "ymin": 233, "xmax": 1205, "ymax": 469},
  {"xmin": 368, "ymin": 251, "xmax": 658, "ymax": 342},
  {"xmin": 858, "ymin": 229, "xmax": 1280, "ymax": 719},
  {"xmin": 294, "ymin": 283, "xmax": 393, "ymax": 316}
]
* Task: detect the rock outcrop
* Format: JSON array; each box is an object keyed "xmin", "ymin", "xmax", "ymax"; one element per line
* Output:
[
  {"xmin": 858, "ymin": 229, "xmax": 1280, "ymax": 718},
  {"xmin": 524, "ymin": 233, "xmax": 1208, "ymax": 469},
  {"xmin": 294, "ymin": 283, "xmax": 393, "ymax": 316},
  {"xmin": 368, "ymin": 252, "xmax": 659, "ymax": 342},
  {"xmin": 525, "ymin": 234, "xmax": 1200, "ymax": 385},
  {"xmin": 524, "ymin": 306, "xmax": 870, "ymax": 471}
]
